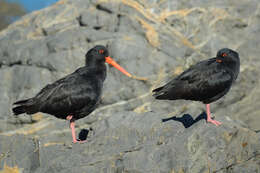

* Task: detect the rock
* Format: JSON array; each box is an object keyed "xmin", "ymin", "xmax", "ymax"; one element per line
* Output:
[
  {"xmin": 0, "ymin": 0, "xmax": 260, "ymax": 172},
  {"xmin": 0, "ymin": 112, "xmax": 259, "ymax": 173}
]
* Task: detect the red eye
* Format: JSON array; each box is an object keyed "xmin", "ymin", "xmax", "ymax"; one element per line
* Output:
[
  {"xmin": 222, "ymin": 53, "xmax": 227, "ymax": 57},
  {"xmin": 99, "ymin": 49, "xmax": 104, "ymax": 54}
]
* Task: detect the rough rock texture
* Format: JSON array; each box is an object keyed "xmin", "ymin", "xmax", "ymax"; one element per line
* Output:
[
  {"xmin": 1, "ymin": 113, "xmax": 260, "ymax": 173},
  {"xmin": 0, "ymin": 0, "xmax": 259, "ymax": 172}
]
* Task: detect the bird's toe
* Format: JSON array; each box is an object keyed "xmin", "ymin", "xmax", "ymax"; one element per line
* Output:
[{"xmin": 207, "ymin": 119, "xmax": 222, "ymax": 126}]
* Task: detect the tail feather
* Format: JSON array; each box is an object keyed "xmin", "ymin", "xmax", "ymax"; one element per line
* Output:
[
  {"xmin": 12, "ymin": 98, "xmax": 36, "ymax": 115},
  {"xmin": 153, "ymin": 85, "xmax": 180, "ymax": 100},
  {"xmin": 153, "ymin": 92, "xmax": 168, "ymax": 100},
  {"xmin": 13, "ymin": 99, "xmax": 30, "ymax": 105},
  {"xmin": 13, "ymin": 105, "xmax": 27, "ymax": 115},
  {"xmin": 152, "ymin": 86, "xmax": 163, "ymax": 93},
  {"xmin": 152, "ymin": 86, "xmax": 167, "ymax": 99}
]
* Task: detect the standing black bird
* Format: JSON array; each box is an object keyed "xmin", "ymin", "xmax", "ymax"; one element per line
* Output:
[
  {"xmin": 153, "ymin": 48, "xmax": 240, "ymax": 126},
  {"xmin": 12, "ymin": 45, "xmax": 132, "ymax": 143}
]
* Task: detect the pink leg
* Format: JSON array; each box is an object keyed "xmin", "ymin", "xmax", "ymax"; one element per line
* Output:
[
  {"xmin": 66, "ymin": 115, "xmax": 87, "ymax": 143},
  {"xmin": 70, "ymin": 121, "xmax": 78, "ymax": 143},
  {"xmin": 206, "ymin": 104, "xmax": 222, "ymax": 126}
]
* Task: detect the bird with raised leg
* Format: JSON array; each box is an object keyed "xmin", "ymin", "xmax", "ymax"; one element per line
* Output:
[
  {"xmin": 153, "ymin": 48, "xmax": 240, "ymax": 126},
  {"xmin": 12, "ymin": 45, "xmax": 132, "ymax": 143}
]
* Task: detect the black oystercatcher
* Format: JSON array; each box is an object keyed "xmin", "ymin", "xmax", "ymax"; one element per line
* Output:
[
  {"xmin": 12, "ymin": 45, "xmax": 132, "ymax": 143},
  {"xmin": 153, "ymin": 48, "xmax": 240, "ymax": 126}
]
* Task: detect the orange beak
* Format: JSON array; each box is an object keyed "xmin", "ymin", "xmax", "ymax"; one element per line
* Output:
[{"xmin": 105, "ymin": 56, "xmax": 132, "ymax": 77}]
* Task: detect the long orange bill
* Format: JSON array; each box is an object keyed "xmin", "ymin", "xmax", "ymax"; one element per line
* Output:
[{"xmin": 105, "ymin": 56, "xmax": 132, "ymax": 77}]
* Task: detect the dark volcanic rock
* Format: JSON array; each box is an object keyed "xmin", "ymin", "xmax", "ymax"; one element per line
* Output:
[{"xmin": 0, "ymin": 0, "xmax": 260, "ymax": 172}]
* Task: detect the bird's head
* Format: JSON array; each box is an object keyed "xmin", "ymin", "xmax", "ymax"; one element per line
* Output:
[
  {"xmin": 85, "ymin": 45, "xmax": 132, "ymax": 77},
  {"xmin": 216, "ymin": 48, "xmax": 239, "ymax": 63},
  {"xmin": 86, "ymin": 45, "xmax": 109, "ymax": 63}
]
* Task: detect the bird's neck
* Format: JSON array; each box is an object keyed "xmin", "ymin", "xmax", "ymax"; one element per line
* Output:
[
  {"xmin": 223, "ymin": 60, "xmax": 240, "ymax": 80},
  {"xmin": 97, "ymin": 64, "xmax": 107, "ymax": 82},
  {"xmin": 85, "ymin": 63, "xmax": 107, "ymax": 81}
]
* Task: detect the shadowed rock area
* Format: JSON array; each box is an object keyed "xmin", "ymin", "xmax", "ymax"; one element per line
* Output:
[{"xmin": 0, "ymin": 0, "xmax": 259, "ymax": 172}]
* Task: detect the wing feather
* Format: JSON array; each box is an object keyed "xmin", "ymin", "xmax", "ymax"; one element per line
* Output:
[
  {"xmin": 153, "ymin": 58, "xmax": 233, "ymax": 103},
  {"xmin": 34, "ymin": 67, "xmax": 101, "ymax": 117}
]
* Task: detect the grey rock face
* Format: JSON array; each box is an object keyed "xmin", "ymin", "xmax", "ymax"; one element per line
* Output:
[
  {"xmin": 0, "ymin": 0, "xmax": 260, "ymax": 172},
  {"xmin": 0, "ymin": 113, "xmax": 259, "ymax": 173}
]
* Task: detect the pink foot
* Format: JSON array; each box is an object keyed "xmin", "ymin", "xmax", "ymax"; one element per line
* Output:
[
  {"xmin": 207, "ymin": 118, "xmax": 222, "ymax": 126},
  {"xmin": 206, "ymin": 104, "xmax": 222, "ymax": 126},
  {"xmin": 73, "ymin": 140, "xmax": 87, "ymax": 144}
]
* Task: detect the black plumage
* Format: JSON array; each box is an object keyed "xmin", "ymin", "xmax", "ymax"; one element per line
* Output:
[
  {"xmin": 13, "ymin": 65, "xmax": 105, "ymax": 120},
  {"xmin": 153, "ymin": 48, "xmax": 240, "ymax": 126},
  {"xmin": 13, "ymin": 45, "xmax": 132, "ymax": 143}
]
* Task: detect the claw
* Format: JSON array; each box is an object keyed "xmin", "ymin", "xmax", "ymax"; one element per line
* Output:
[{"xmin": 207, "ymin": 118, "xmax": 222, "ymax": 126}]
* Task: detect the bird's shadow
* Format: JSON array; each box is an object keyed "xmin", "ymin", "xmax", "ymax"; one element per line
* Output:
[
  {"xmin": 162, "ymin": 112, "xmax": 207, "ymax": 128},
  {"xmin": 78, "ymin": 128, "xmax": 93, "ymax": 141}
]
